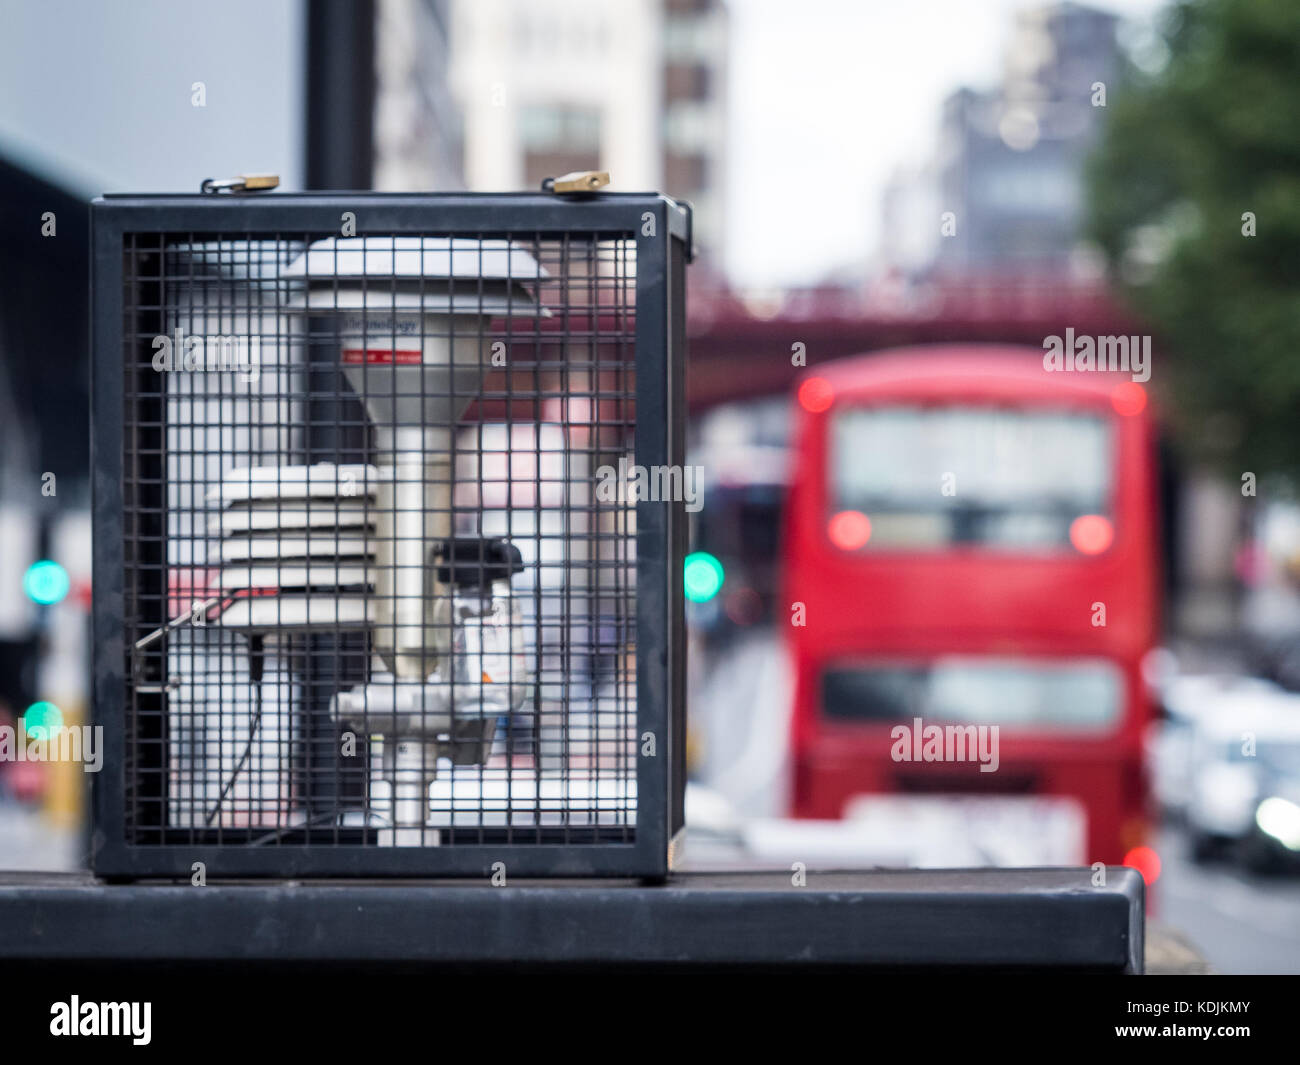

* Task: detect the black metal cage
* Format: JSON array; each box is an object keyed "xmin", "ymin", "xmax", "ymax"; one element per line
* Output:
[{"xmin": 91, "ymin": 192, "xmax": 689, "ymax": 878}]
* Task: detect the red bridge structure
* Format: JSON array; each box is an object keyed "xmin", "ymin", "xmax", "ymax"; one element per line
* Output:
[{"xmin": 685, "ymin": 276, "xmax": 1148, "ymax": 411}]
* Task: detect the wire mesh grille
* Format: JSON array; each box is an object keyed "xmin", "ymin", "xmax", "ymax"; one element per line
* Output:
[{"xmin": 121, "ymin": 230, "xmax": 640, "ymax": 848}]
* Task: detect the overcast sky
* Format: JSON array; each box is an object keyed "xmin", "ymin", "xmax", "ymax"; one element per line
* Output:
[
  {"xmin": 723, "ymin": 0, "xmax": 1170, "ymax": 288},
  {"xmin": 0, "ymin": 0, "xmax": 1172, "ymax": 291}
]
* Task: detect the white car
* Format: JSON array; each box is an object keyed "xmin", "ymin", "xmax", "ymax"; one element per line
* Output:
[
  {"xmin": 1184, "ymin": 696, "xmax": 1300, "ymax": 868},
  {"xmin": 1148, "ymin": 673, "xmax": 1286, "ymax": 819}
]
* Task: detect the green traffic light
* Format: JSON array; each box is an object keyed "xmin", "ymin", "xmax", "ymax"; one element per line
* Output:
[
  {"xmin": 23, "ymin": 701, "xmax": 63, "ymax": 740},
  {"xmin": 23, "ymin": 559, "xmax": 69, "ymax": 606},
  {"xmin": 684, "ymin": 551, "xmax": 725, "ymax": 603}
]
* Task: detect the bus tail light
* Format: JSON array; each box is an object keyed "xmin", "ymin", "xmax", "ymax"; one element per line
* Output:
[
  {"xmin": 1122, "ymin": 844, "xmax": 1161, "ymax": 885},
  {"xmin": 1110, "ymin": 382, "xmax": 1147, "ymax": 416},
  {"xmin": 1069, "ymin": 514, "xmax": 1113, "ymax": 555},
  {"xmin": 797, "ymin": 376, "xmax": 834, "ymax": 413},
  {"xmin": 828, "ymin": 510, "xmax": 872, "ymax": 551}
]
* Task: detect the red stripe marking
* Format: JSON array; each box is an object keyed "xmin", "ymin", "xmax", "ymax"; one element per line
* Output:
[{"xmin": 342, "ymin": 348, "xmax": 422, "ymax": 365}]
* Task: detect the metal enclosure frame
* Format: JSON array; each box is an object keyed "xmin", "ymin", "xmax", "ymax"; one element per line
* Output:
[{"xmin": 90, "ymin": 192, "xmax": 689, "ymax": 878}]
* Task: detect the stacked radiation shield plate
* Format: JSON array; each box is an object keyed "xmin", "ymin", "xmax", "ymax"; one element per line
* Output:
[{"xmin": 207, "ymin": 463, "xmax": 382, "ymax": 629}]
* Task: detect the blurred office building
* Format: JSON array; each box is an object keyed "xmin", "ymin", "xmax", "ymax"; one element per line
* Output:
[
  {"xmin": 881, "ymin": 1, "xmax": 1120, "ymax": 280},
  {"xmin": 449, "ymin": 0, "xmax": 728, "ymax": 265}
]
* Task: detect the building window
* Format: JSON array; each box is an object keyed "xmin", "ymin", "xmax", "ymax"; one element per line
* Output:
[{"xmin": 518, "ymin": 104, "xmax": 602, "ymax": 153}]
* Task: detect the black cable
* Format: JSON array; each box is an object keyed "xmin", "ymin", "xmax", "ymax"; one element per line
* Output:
[{"xmin": 205, "ymin": 635, "xmax": 266, "ymax": 827}]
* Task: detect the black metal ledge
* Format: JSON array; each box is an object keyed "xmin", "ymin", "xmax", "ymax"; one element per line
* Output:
[{"xmin": 0, "ymin": 867, "xmax": 1144, "ymax": 972}]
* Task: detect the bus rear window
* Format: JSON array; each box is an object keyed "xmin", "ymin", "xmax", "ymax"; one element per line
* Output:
[
  {"xmin": 830, "ymin": 406, "xmax": 1112, "ymax": 550},
  {"xmin": 821, "ymin": 657, "xmax": 1122, "ymax": 732}
]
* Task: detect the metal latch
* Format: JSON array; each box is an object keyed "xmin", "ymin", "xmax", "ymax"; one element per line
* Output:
[
  {"xmin": 200, "ymin": 174, "xmax": 281, "ymax": 194},
  {"xmin": 542, "ymin": 170, "xmax": 610, "ymax": 194}
]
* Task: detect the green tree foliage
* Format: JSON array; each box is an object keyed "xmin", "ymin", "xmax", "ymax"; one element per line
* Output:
[{"xmin": 1086, "ymin": 0, "xmax": 1300, "ymax": 476}]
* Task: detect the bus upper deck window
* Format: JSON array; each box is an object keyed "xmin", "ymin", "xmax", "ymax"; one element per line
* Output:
[{"xmin": 829, "ymin": 405, "xmax": 1114, "ymax": 552}]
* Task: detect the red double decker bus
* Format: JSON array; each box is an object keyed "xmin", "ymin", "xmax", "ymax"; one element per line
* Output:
[{"xmin": 782, "ymin": 346, "xmax": 1160, "ymax": 866}]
